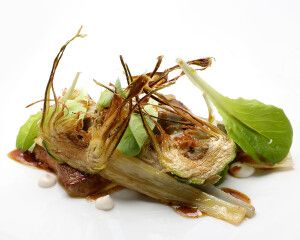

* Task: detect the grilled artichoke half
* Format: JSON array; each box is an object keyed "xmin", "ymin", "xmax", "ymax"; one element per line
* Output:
[
  {"xmin": 41, "ymin": 75, "xmax": 148, "ymax": 173},
  {"xmin": 40, "ymin": 29, "xmax": 149, "ymax": 173},
  {"xmin": 139, "ymin": 97, "xmax": 236, "ymax": 185}
]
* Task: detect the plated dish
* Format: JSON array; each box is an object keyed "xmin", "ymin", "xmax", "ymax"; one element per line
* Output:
[{"xmin": 10, "ymin": 27, "xmax": 293, "ymax": 225}]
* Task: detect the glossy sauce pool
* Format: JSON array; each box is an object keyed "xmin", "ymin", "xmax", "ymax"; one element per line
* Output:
[
  {"xmin": 8, "ymin": 149, "xmax": 53, "ymax": 172},
  {"xmin": 8, "ymin": 149, "xmax": 123, "ymax": 199}
]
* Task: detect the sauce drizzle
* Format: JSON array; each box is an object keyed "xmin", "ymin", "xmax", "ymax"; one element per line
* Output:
[
  {"xmin": 221, "ymin": 187, "xmax": 251, "ymax": 204},
  {"xmin": 172, "ymin": 206, "xmax": 203, "ymax": 218}
]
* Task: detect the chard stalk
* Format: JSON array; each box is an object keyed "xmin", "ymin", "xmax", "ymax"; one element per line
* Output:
[{"xmin": 100, "ymin": 152, "xmax": 247, "ymax": 225}]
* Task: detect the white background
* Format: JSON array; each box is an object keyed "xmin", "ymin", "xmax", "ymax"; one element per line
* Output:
[{"xmin": 0, "ymin": 0, "xmax": 300, "ymax": 239}]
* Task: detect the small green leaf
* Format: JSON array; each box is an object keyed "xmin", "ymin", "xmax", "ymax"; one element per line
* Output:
[
  {"xmin": 97, "ymin": 90, "xmax": 114, "ymax": 108},
  {"xmin": 178, "ymin": 59, "xmax": 293, "ymax": 164},
  {"xmin": 117, "ymin": 125, "xmax": 141, "ymax": 156},
  {"xmin": 65, "ymin": 89, "xmax": 89, "ymax": 119},
  {"xmin": 97, "ymin": 79, "xmax": 125, "ymax": 109},
  {"xmin": 129, "ymin": 114, "xmax": 150, "ymax": 148},
  {"xmin": 65, "ymin": 99, "xmax": 87, "ymax": 115},
  {"xmin": 62, "ymin": 72, "xmax": 81, "ymax": 101},
  {"xmin": 16, "ymin": 111, "xmax": 42, "ymax": 151},
  {"xmin": 115, "ymin": 79, "xmax": 127, "ymax": 98},
  {"xmin": 117, "ymin": 102, "xmax": 158, "ymax": 156}
]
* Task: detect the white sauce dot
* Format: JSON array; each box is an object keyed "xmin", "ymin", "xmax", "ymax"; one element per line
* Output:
[
  {"xmin": 38, "ymin": 173, "xmax": 57, "ymax": 188},
  {"xmin": 229, "ymin": 162, "xmax": 255, "ymax": 178},
  {"xmin": 95, "ymin": 195, "xmax": 114, "ymax": 211}
]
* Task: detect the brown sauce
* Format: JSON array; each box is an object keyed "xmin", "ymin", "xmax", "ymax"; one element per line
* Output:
[
  {"xmin": 173, "ymin": 134, "xmax": 197, "ymax": 149},
  {"xmin": 221, "ymin": 187, "xmax": 251, "ymax": 204},
  {"xmin": 235, "ymin": 151, "xmax": 256, "ymax": 164},
  {"xmin": 228, "ymin": 165, "xmax": 241, "ymax": 176},
  {"xmin": 8, "ymin": 148, "xmax": 122, "ymax": 199},
  {"xmin": 172, "ymin": 206, "xmax": 203, "ymax": 218},
  {"xmin": 87, "ymin": 185, "xmax": 124, "ymax": 201},
  {"xmin": 8, "ymin": 149, "xmax": 53, "ymax": 172}
]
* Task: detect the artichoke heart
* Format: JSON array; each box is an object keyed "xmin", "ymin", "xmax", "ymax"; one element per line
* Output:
[
  {"xmin": 42, "ymin": 92, "xmax": 130, "ymax": 173},
  {"xmin": 140, "ymin": 106, "xmax": 236, "ymax": 185},
  {"xmin": 161, "ymin": 128, "xmax": 236, "ymax": 184},
  {"xmin": 41, "ymin": 75, "xmax": 151, "ymax": 174}
]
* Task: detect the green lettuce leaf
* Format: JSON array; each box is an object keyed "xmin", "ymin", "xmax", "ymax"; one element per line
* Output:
[
  {"xmin": 97, "ymin": 90, "xmax": 114, "ymax": 108},
  {"xmin": 64, "ymin": 89, "xmax": 89, "ymax": 119},
  {"xmin": 16, "ymin": 111, "xmax": 42, "ymax": 151},
  {"xmin": 97, "ymin": 79, "xmax": 126, "ymax": 109},
  {"xmin": 177, "ymin": 59, "xmax": 293, "ymax": 164},
  {"xmin": 97, "ymin": 78, "xmax": 158, "ymax": 156},
  {"xmin": 117, "ymin": 102, "xmax": 157, "ymax": 156},
  {"xmin": 115, "ymin": 79, "xmax": 127, "ymax": 98}
]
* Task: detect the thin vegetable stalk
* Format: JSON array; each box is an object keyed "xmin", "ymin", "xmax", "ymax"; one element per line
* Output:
[
  {"xmin": 199, "ymin": 184, "xmax": 255, "ymax": 218},
  {"xmin": 101, "ymin": 151, "xmax": 247, "ymax": 225}
]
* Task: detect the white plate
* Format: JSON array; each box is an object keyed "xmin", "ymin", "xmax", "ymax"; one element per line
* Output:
[{"xmin": 1, "ymin": 0, "xmax": 300, "ymax": 239}]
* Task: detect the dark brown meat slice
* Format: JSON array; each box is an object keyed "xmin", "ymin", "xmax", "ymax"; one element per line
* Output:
[{"xmin": 33, "ymin": 145, "xmax": 119, "ymax": 197}]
